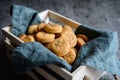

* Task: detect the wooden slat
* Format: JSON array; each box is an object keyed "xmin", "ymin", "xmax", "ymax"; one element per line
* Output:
[
  {"xmin": 47, "ymin": 64, "xmax": 72, "ymax": 80},
  {"xmin": 48, "ymin": 10, "xmax": 80, "ymax": 29},
  {"xmin": 25, "ymin": 71, "xmax": 39, "ymax": 80},
  {"xmin": 2, "ymin": 26, "xmax": 24, "ymax": 46},
  {"xmin": 34, "ymin": 66, "xmax": 57, "ymax": 80}
]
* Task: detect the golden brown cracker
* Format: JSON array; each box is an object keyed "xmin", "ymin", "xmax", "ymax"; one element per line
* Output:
[
  {"xmin": 23, "ymin": 35, "xmax": 35, "ymax": 42},
  {"xmin": 77, "ymin": 38, "xmax": 86, "ymax": 47},
  {"xmin": 63, "ymin": 48, "xmax": 76, "ymax": 64},
  {"xmin": 77, "ymin": 34, "xmax": 88, "ymax": 42},
  {"xmin": 36, "ymin": 31, "xmax": 55, "ymax": 43},
  {"xmin": 44, "ymin": 23, "xmax": 62, "ymax": 33},
  {"xmin": 48, "ymin": 38, "xmax": 70, "ymax": 56},
  {"xmin": 61, "ymin": 31, "xmax": 77, "ymax": 47},
  {"xmin": 28, "ymin": 25, "xmax": 38, "ymax": 35},
  {"xmin": 38, "ymin": 22, "xmax": 46, "ymax": 31}
]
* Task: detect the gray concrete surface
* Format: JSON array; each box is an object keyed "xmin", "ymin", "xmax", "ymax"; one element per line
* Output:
[{"xmin": 0, "ymin": 0, "xmax": 120, "ymax": 80}]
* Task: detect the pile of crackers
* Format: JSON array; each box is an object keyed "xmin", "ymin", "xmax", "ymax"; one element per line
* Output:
[{"xmin": 18, "ymin": 22, "xmax": 88, "ymax": 64}]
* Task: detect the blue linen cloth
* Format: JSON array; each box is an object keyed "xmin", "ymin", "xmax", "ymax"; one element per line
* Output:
[
  {"xmin": 11, "ymin": 4, "xmax": 72, "ymax": 74},
  {"xmin": 72, "ymin": 25, "xmax": 120, "ymax": 76},
  {"xmin": 11, "ymin": 4, "xmax": 120, "ymax": 77},
  {"xmin": 12, "ymin": 42, "xmax": 72, "ymax": 74},
  {"xmin": 11, "ymin": 4, "xmax": 41, "ymax": 36}
]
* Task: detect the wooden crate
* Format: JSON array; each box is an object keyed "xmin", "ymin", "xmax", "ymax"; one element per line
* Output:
[{"xmin": 2, "ymin": 10, "xmax": 105, "ymax": 80}]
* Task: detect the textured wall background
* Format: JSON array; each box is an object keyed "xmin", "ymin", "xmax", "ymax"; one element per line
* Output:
[{"xmin": 0, "ymin": 0, "xmax": 120, "ymax": 80}]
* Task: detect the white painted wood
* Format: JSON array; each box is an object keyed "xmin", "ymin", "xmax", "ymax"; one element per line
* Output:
[
  {"xmin": 84, "ymin": 66, "xmax": 106, "ymax": 80},
  {"xmin": 38, "ymin": 10, "xmax": 49, "ymax": 23},
  {"xmin": 48, "ymin": 10, "xmax": 80, "ymax": 28},
  {"xmin": 4, "ymin": 40, "xmax": 14, "ymax": 52},
  {"xmin": 38, "ymin": 9, "xmax": 80, "ymax": 28},
  {"xmin": 72, "ymin": 66, "xmax": 86, "ymax": 80},
  {"xmin": 115, "ymin": 75, "xmax": 120, "ymax": 80},
  {"xmin": 47, "ymin": 64, "xmax": 72, "ymax": 80},
  {"xmin": 4, "ymin": 40, "xmax": 14, "ymax": 60},
  {"xmin": 2, "ymin": 26, "xmax": 24, "ymax": 46}
]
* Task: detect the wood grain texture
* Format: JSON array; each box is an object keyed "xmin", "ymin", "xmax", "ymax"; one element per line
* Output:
[{"xmin": 0, "ymin": 0, "xmax": 120, "ymax": 79}]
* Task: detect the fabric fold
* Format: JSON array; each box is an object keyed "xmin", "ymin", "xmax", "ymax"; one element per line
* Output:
[
  {"xmin": 11, "ymin": 4, "xmax": 41, "ymax": 36},
  {"xmin": 72, "ymin": 25, "xmax": 119, "ymax": 76},
  {"xmin": 11, "ymin": 4, "xmax": 120, "ymax": 77},
  {"xmin": 12, "ymin": 42, "xmax": 72, "ymax": 74}
]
